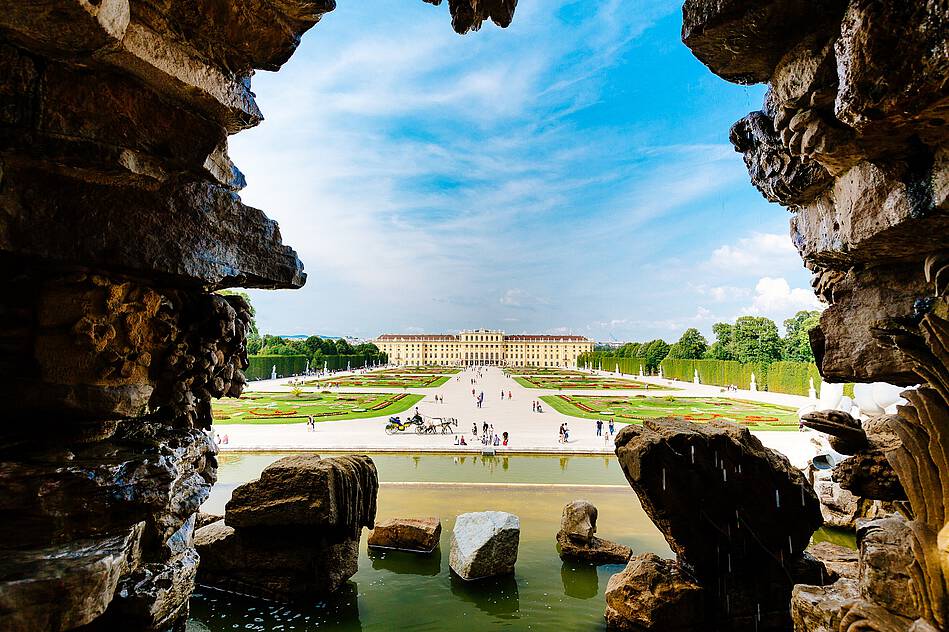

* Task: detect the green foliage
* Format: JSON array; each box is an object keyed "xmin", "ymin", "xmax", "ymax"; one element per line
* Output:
[
  {"xmin": 578, "ymin": 353, "xmax": 647, "ymax": 375},
  {"xmin": 667, "ymin": 328, "xmax": 708, "ymax": 359},
  {"xmin": 641, "ymin": 339, "xmax": 670, "ymax": 371},
  {"xmin": 732, "ymin": 316, "xmax": 783, "ymax": 364},
  {"xmin": 660, "ymin": 358, "xmax": 824, "ymax": 397},
  {"xmin": 782, "ymin": 310, "xmax": 821, "ymax": 362},
  {"xmin": 246, "ymin": 355, "xmax": 309, "ymax": 380}
]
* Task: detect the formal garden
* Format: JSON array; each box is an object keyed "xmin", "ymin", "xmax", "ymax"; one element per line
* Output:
[
  {"xmin": 542, "ymin": 394, "xmax": 799, "ymax": 431},
  {"xmin": 211, "ymin": 392, "xmax": 423, "ymax": 424},
  {"xmin": 305, "ymin": 374, "xmax": 452, "ymax": 388},
  {"xmin": 373, "ymin": 366, "xmax": 462, "ymax": 375},
  {"xmin": 513, "ymin": 375, "xmax": 657, "ymax": 390},
  {"xmin": 504, "ymin": 367, "xmax": 590, "ymax": 376}
]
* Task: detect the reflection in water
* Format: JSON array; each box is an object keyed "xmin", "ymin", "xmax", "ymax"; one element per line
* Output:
[
  {"xmin": 189, "ymin": 582, "xmax": 363, "ymax": 631},
  {"xmin": 192, "ymin": 454, "xmax": 672, "ymax": 630},
  {"xmin": 561, "ymin": 562, "xmax": 599, "ymax": 599},
  {"xmin": 449, "ymin": 572, "xmax": 520, "ymax": 618},
  {"xmin": 368, "ymin": 548, "xmax": 441, "ymax": 577}
]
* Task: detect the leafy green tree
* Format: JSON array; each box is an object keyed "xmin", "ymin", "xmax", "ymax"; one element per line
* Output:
[
  {"xmin": 782, "ymin": 310, "xmax": 821, "ymax": 362},
  {"xmin": 335, "ymin": 338, "xmax": 354, "ymax": 355},
  {"xmin": 667, "ymin": 328, "xmax": 708, "ymax": 359},
  {"xmin": 732, "ymin": 316, "xmax": 782, "ymax": 364},
  {"xmin": 355, "ymin": 342, "xmax": 380, "ymax": 355},
  {"xmin": 703, "ymin": 322, "xmax": 735, "ymax": 360},
  {"xmin": 641, "ymin": 339, "xmax": 670, "ymax": 372}
]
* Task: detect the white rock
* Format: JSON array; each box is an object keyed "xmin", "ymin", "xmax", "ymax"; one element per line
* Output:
[{"xmin": 449, "ymin": 511, "xmax": 520, "ymax": 580}]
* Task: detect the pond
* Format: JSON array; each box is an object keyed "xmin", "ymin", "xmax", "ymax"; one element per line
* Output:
[
  {"xmin": 188, "ymin": 452, "xmax": 853, "ymax": 631},
  {"xmin": 189, "ymin": 452, "xmax": 668, "ymax": 631}
]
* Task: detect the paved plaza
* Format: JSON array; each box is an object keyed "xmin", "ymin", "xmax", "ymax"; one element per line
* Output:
[{"xmin": 220, "ymin": 366, "xmax": 824, "ymax": 467}]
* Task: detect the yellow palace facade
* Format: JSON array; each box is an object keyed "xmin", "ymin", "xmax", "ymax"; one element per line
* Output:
[{"xmin": 374, "ymin": 329, "xmax": 594, "ymax": 367}]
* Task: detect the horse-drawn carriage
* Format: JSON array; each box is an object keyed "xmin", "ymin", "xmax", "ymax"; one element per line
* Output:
[{"xmin": 385, "ymin": 413, "xmax": 458, "ymax": 435}]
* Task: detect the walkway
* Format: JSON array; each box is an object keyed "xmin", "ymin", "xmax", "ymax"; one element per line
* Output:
[{"xmin": 221, "ymin": 366, "xmax": 823, "ymax": 468}]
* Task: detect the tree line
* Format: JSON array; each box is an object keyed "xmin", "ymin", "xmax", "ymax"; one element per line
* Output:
[
  {"xmin": 591, "ymin": 310, "xmax": 821, "ymax": 371},
  {"xmin": 219, "ymin": 290, "xmax": 386, "ymax": 364}
]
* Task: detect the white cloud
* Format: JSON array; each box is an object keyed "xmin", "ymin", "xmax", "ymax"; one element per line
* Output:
[
  {"xmin": 740, "ymin": 277, "xmax": 823, "ymax": 319},
  {"xmin": 709, "ymin": 232, "xmax": 799, "ymax": 274},
  {"xmin": 500, "ymin": 288, "xmax": 549, "ymax": 308}
]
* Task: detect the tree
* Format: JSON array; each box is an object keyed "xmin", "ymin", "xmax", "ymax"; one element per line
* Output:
[
  {"xmin": 782, "ymin": 310, "xmax": 821, "ymax": 362},
  {"xmin": 703, "ymin": 322, "xmax": 735, "ymax": 360},
  {"xmin": 732, "ymin": 316, "xmax": 782, "ymax": 364},
  {"xmin": 335, "ymin": 338, "xmax": 354, "ymax": 355},
  {"xmin": 641, "ymin": 339, "xmax": 670, "ymax": 372},
  {"xmin": 667, "ymin": 328, "xmax": 708, "ymax": 359}
]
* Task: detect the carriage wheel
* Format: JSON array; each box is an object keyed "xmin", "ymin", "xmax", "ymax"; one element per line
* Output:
[{"xmin": 385, "ymin": 425, "xmax": 398, "ymax": 435}]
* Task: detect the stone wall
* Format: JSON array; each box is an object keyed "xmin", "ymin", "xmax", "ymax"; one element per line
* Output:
[
  {"xmin": 679, "ymin": 1, "xmax": 948, "ymax": 629},
  {"xmin": 0, "ymin": 2, "xmax": 514, "ymax": 630}
]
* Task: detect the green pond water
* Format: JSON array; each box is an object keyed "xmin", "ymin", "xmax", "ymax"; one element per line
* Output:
[{"xmin": 188, "ymin": 452, "xmax": 853, "ymax": 631}]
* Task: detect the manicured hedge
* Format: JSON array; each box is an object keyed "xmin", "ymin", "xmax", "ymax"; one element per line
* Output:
[
  {"xmin": 316, "ymin": 354, "xmax": 386, "ymax": 372},
  {"xmin": 659, "ymin": 358, "xmax": 823, "ymax": 397},
  {"xmin": 246, "ymin": 355, "xmax": 310, "ymax": 380},
  {"xmin": 578, "ymin": 354, "xmax": 648, "ymax": 375}
]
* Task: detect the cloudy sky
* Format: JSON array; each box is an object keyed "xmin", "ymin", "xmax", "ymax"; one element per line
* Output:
[{"xmin": 234, "ymin": 0, "xmax": 821, "ymax": 342}]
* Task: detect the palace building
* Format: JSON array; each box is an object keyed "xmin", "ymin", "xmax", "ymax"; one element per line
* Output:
[{"xmin": 374, "ymin": 329, "xmax": 594, "ymax": 367}]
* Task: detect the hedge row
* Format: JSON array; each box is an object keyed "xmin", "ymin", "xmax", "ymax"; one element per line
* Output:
[
  {"xmin": 246, "ymin": 353, "xmax": 387, "ymax": 379},
  {"xmin": 246, "ymin": 355, "xmax": 310, "ymax": 380},
  {"xmin": 578, "ymin": 355, "xmax": 648, "ymax": 376},
  {"xmin": 659, "ymin": 358, "xmax": 823, "ymax": 397}
]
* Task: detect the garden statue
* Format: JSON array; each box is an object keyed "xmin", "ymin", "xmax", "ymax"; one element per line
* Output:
[
  {"xmin": 271, "ymin": 364, "xmax": 277, "ymax": 380},
  {"xmin": 808, "ymin": 377, "xmax": 817, "ymax": 400},
  {"xmin": 693, "ymin": 369, "xmax": 700, "ymax": 384},
  {"xmin": 750, "ymin": 372, "xmax": 757, "ymax": 392}
]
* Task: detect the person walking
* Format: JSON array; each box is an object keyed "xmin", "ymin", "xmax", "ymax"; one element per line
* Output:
[
  {"xmin": 472, "ymin": 422, "xmax": 478, "ymax": 435},
  {"xmin": 532, "ymin": 400, "xmax": 536, "ymax": 412},
  {"xmin": 609, "ymin": 419, "xmax": 615, "ymax": 436},
  {"xmin": 596, "ymin": 419, "xmax": 603, "ymax": 437}
]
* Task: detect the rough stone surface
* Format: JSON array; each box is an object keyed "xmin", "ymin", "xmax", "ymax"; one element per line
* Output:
[
  {"xmin": 815, "ymin": 479, "xmax": 896, "ymax": 529},
  {"xmin": 604, "ymin": 552, "xmax": 703, "ymax": 631},
  {"xmin": 368, "ymin": 517, "xmax": 441, "ymax": 553},
  {"xmin": 556, "ymin": 500, "xmax": 632, "ymax": 565},
  {"xmin": 0, "ymin": 0, "xmax": 508, "ymax": 627},
  {"xmin": 681, "ymin": 1, "xmax": 949, "ymax": 629},
  {"xmin": 195, "ymin": 520, "xmax": 360, "ymax": 598},
  {"xmin": 791, "ymin": 578, "xmax": 860, "ymax": 632},
  {"xmin": 0, "ymin": 523, "xmax": 143, "ymax": 632},
  {"xmin": 449, "ymin": 511, "xmax": 520, "ymax": 580},
  {"xmin": 806, "ymin": 541, "xmax": 858, "ymax": 581},
  {"xmin": 561, "ymin": 500, "xmax": 597, "ymax": 543},
  {"xmin": 226, "ymin": 454, "xmax": 377, "ymax": 536},
  {"xmin": 614, "ymin": 418, "xmax": 825, "ymax": 630},
  {"xmin": 196, "ymin": 455, "xmax": 378, "ymax": 599}
]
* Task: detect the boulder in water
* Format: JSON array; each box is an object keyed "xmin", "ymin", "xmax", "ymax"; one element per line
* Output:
[
  {"xmin": 557, "ymin": 500, "xmax": 631, "ymax": 565},
  {"xmin": 604, "ymin": 553, "xmax": 703, "ymax": 631},
  {"xmin": 368, "ymin": 517, "xmax": 441, "ymax": 553},
  {"xmin": 449, "ymin": 511, "xmax": 519, "ymax": 580}
]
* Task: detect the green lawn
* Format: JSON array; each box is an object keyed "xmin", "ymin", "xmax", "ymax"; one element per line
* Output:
[
  {"xmin": 514, "ymin": 375, "xmax": 657, "ymax": 390},
  {"xmin": 305, "ymin": 375, "xmax": 451, "ymax": 388},
  {"xmin": 541, "ymin": 395, "xmax": 799, "ymax": 431},
  {"xmin": 212, "ymin": 392, "xmax": 423, "ymax": 424}
]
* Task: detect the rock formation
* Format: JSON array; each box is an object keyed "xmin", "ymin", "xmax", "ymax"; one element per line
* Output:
[
  {"xmin": 368, "ymin": 517, "xmax": 442, "ymax": 553},
  {"xmin": 194, "ymin": 454, "xmax": 377, "ymax": 599},
  {"xmin": 679, "ymin": 1, "xmax": 948, "ymax": 629},
  {"xmin": 449, "ymin": 511, "xmax": 520, "ymax": 580},
  {"xmin": 613, "ymin": 418, "xmax": 826, "ymax": 630},
  {"xmin": 0, "ymin": 1, "xmax": 509, "ymax": 629},
  {"xmin": 604, "ymin": 553, "xmax": 704, "ymax": 632},
  {"xmin": 557, "ymin": 500, "xmax": 632, "ymax": 565}
]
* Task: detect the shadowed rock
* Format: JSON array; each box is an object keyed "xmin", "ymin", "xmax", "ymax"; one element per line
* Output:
[
  {"xmin": 196, "ymin": 455, "xmax": 377, "ymax": 599},
  {"xmin": 614, "ymin": 418, "xmax": 825, "ymax": 630},
  {"xmin": 604, "ymin": 553, "xmax": 703, "ymax": 631}
]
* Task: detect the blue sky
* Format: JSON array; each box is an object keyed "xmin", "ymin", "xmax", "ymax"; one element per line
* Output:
[{"xmin": 234, "ymin": 0, "xmax": 820, "ymax": 342}]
